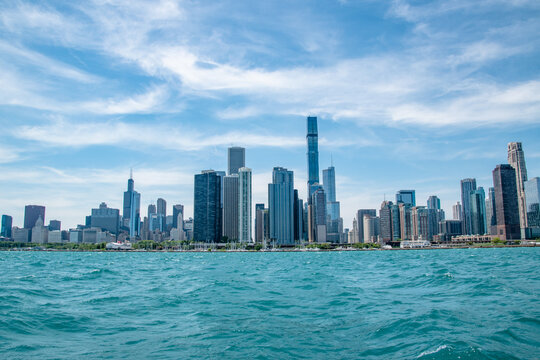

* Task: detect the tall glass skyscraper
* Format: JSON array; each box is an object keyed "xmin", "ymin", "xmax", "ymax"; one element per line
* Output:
[
  {"xmin": 223, "ymin": 174, "xmax": 239, "ymax": 240},
  {"xmin": 485, "ymin": 187, "xmax": 497, "ymax": 235},
  {"xmin": 1, "ymin": 215, "xmax": 12, "ymax": 238},
  {"xmin": 396, "ymin": 190, "xmax": 416, "ymax": 206},
  {"xmin": 24, "ymin": 205, "xmax": 45, "ymax": 229},
  {"xmin": 470, "ymin": 187, "xmax": 487, "ymax": 235},
  {"xmin": 228, "ymin": 147, "xmax": 245, "ymax": 175},
  {"xmin": 323, "ymin": 166, "xmax": 340, "ymax": 220},
  {"xmin": 123, "ymin": 173, "xmax": 141, "ymax": 238},
  {"xmin": 508, "ymin": 142, "xmax": 528, "ymax": 236},
  {"xmin": 172, "ymin": 204, "xmax": 184, "ymax": 230},
  {"xmin": 493, "ymin": 165, "xmax": 520, "ymax": 240},
  {"xmin": 238, "ymin": 167, "xmax": 252, "ymax": 243},
  {"xmin": 524, "ymin": 177, "xmax": 540, "ymax": 231},
  {"xmin": 268, "ymin": 167, "xmax": 294, "ymax": 245},
  {"xmin": 306, "ymin": 116, "xmax": 319, "ymax": 198},
  {"xmin": 194, "ymin": 170, "xmax": 222, "ymax": 242},
  {"xmin": 460, "ymin": 178, "xmax": 477, "ymax": 235}
]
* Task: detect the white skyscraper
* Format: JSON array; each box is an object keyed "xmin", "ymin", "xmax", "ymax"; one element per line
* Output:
[
  {"xmin": 238, "ymin": 167, "xmax": 252, "ymax": 243},
  {"xmin": 508, "ymin": 142, "xmax": 528, "ymax": 238}
]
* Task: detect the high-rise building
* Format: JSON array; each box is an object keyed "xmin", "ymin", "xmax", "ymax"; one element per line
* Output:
[
  {"xmin": 427, "ymin": 196, "xmax": 441, "ymax": 210},
  {"xmin": 363, "ymin": 214, "xmax": 379, "ymax": 243},
  {"xmin": 485, "ymin": 187, "xmax": 497, "ymax": 235},
  {"xmin": 470, "ymin": 187, "xmax": 487, "ymax": 235},
  {"xmin": 156, "ymin": 198, "xmax": 167, "ymax": 231},
  {"xmin": 493, "ymin": 165, "xmax": 520, "ymax": 240},
  {"xmin": 238, "ymin": 167, "xmax": 252, "ymax": 242},
  {"xmin": 323, "ymin": 165, "xmax": 341, "ymax": 243},
  {"xmin": 508, "ymin": 142, "xmax": 528, "ymax": 237},
  {"xmin": 1, "ymin": 215, "xmax": 13, "ymax": 238},
  {"xmin": 453, "ymin": 202, "xmax": 462, "ymax": 221},
  {"xmin": 48, "ymin": 220, "xmax": 61, "ymax": 231},
  {"xmin": 222, "ymin": 174, "xmax": 239, "ymax": 240},
  {"xmin": 268, "ymin": 167, "xmax": 295, "ymax": 245},
  {"xmin": 194, "ymin": 170, "xmax": 222, "ymax": 242},
  {"xmin": 31, "ymin": 216, "xmax": 48, "ymax": 243},
  {"xmin": 350, "ymin": 217, "xmax": 359, "ymax": 243},
  {"xmin": 426, "ymin": 196, "xmax": 444, "ymax": 240},
  {"xmin": 228, "ymin": 147, "xmax": 245, "ymax": 175},
  {"xmin": 90, "ymin": 202, "xmax": 120, "ymax": 234},
  {"xmin": 293, "ymin": 190, "xmax": 304, "ymax": 242},
  {"xmin": 438, "ymin": 220, "xmax": 463, "ymax": 241},
  {"xmin": 148, "ymin": 204, "xmax": 156, "ymax": 216},
  {"xmin": 460, "ymin": 178, "xmax": 477, "ymax": 235},
  {"xmin": 172, "ymin": 204, "xmax": 184, "ymax": 230},
  {"xmin": 24, "ymin": 205, "xmax": 45, "ymax": 229},
  {"xmin": 356, "ymin": 209, "xmax": 376, "ymax": 243},
  {"xmin": 123, "ymin": 173, "xmax": 141, "ymax": 237},
  {"xmin": 306, "ymin": 116, "xmax": 319, "ymax": 198},
  {"xmin": 255, "ymin": 203, "xmax": 265, "ymax": 243},
  {"xmin": 396, "ymin": 190, "xmax": 416, "ymax": 206},
  {"xmin": 399, "ymin": 203, "xmax": 412, "ymax": 240},
  {"xmin": 310, "ymin": 186, "xmax": 327, "ymax": 243},
  {"xmin": 524, "ymin": 177, "xmax": 540, "ymax": 235},
  {"xmin": 379, "ymin": 201, "xmax": 394, "ymax": 243},
  {"xmin": 412, "ymin": 206, "xmax": 429, "ymax": 240}
]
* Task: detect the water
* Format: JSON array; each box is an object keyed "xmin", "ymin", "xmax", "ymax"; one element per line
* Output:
[{"xmin": 0, "ymin": 248, "xmax": 539, "ymax": 359}]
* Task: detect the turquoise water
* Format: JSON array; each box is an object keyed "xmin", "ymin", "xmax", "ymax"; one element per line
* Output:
[{"xmin": 0, "ymin": 248, "xmax": 539, "ymax": 359}]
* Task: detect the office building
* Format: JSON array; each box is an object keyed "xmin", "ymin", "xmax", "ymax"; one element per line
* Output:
[
  {"xmin": 427, "ymin": 196, "xmax": 440, "ymax": 210},
  {"xmin": 12, "ymin": 227, "xmax": 30, "ymax": 243},
  {"xmin": 379, "ymin": 201, "xmax": 394, "ymax": 243},
  {"xmin": 148, "ymin": 204, "xmax": 156, "ymax": 216},
  {"xmin": 363, "ymin": 214, "xmax": 379, "ymax": 243},
  {"xmin": 310, "ymin": 186, "xmax": 327, "ymax": 243},
  {"xmin": 525, "ymin": 177, "xmax": 540, "ymax": 236},
  {"xmin": 485, "ymin": 187, "xmax": 497, "ymax": 235},
  {"xmin": 1, "ymin": 215, "xmax": 13, "ymax": 238},
  {"xmin": 412, "ymin": 206, "xmax": 429, "ymax": 240},
  {"xmin": 157, "ymin": 198, "xmax": 167, "ymax": 230},
  {"xmin": 194, "ymin": 170, "xmax": 222, "ymax": 242},
  {"xmin": 228, "ymin": 147, "xmax": 245, "ymax": 175},
  {"xmin": 453, "ymin": 202, "xmax": 462, "ymax": 221},
  {"xmin": 306, "ymin": 116, "xmax": 319, "ymax": 198},
  {"xmin": 396, "ymin": 190, "xmax": 415, "ymax": 206},
  {"xmin": 356, "ymin": 209, "xmax": 376, "ymax": 243},
  {"xmin": 123, "ymin": 172, "xmax": 141, "ymax": 238},
  {"xmin": 508, "ymin": 142, "xmax": 528, "ymax": 236},
  {"xmin": 31, "ymin": 216, "xmax": 48, "ymax": 243},
  {"xmin": 493, "ymin": 165, "xmax": 520, "ymax": 240},
  {"xmin": 223, "ymin": 174, "xmax": 239, "ymax": 240},
  {"xmin": 24, "ymin": 205, "xmax": 45, "ymax": 229},
  {"xmin": 255, "ymin": 203, "xmax": 265, "ymax": 243},
  {"xmin": 438, "ymin": 220, "xmax": 463, "ymax": 242},
  {"xmin": 172, "ymin": 204, "xmax": 184, "ymax": 230},
  {"xmin": 238, "ymin": 167, "xmax": 252, "ymax": 242},
  {"xmin": 470, "ymin": 187, "xmax": 487, "ymax": 235},
  {"xmin": 460, "ymin": 178, "xmax": 477, "ymax": 235},
  {"xmin": 399, "ymin": 203, "xmax": 412, "ymax": 240},
  {"xmin": 90, "ymin": 202, "xmax": 120, "ymax": 234},
  {"xmin": 48, "ymin": 220, "xmax": 61, "ymax": 231},
  {"xmin": 293, "ymin": 190, "xmax": 304, "ymax": 242},
  {"xmin": 268, "ymin": 167, "xmax": 295, "ymax": 245}
]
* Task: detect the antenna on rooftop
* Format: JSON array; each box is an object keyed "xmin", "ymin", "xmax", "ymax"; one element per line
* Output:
[{"xmin": 130, "ymin": 167, "xmax": 133, "ymax": 179}]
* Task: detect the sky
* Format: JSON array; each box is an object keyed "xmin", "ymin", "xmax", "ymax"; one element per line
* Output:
[{"xmin": 1, "ymin": 0, "xmax": 539, "ymax": 230}]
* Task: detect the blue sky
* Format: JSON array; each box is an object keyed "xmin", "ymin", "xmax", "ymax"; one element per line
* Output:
[{"xmin": 1, "ymin": 0, "xmax": 539, "ymax": 230}]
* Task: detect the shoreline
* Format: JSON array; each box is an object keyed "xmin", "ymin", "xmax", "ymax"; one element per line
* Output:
[{"xmin": 0, "ymin": 244, "xmax": 537, "ymax": 253}]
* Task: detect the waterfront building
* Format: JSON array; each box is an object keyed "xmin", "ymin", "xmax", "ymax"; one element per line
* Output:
[
  {"xmin": 399, "ymin": 203, "xmax": 412, "ymax": 240},
  {"xmin": 48, "ymin": 230, "xmax": 62, "ymax": 243},
  {"xmin": 524, "ymin": 177, "xmax": 540, "ymax": 237},
  {"xmin": 238, "ymin": 167, "xmax": 252, "ymax": 242},
  {"xmin": 356, "ymin": 209, "xmax": 377, "ymax": 243},
  {"xmin": 460, "ymin": 178, "xmax": 477, "ymax": 235},
  {"xmin": 412, "ymin": 206, "xmax": 429, "ymax": 240},
  {"xmin": 255, "ymin": 203, "xmax": 265, "ymax": 243},
  {"xmin": 453, "ymin": 202, "xmax": 462, "ymax": 221},
  {"xmin": 157, "ymin": 198, "xmax": 167, "ymax": 230},
  {"xmin": 310, "ymin": 186, "xmax": 327, "ymax": 243},
  {"xmin": 350, "ymin": 217, "xmax": 358, "ymax": 243},
  {"xmin": 293, "ymin": 191, "xmax": 304, "ymax": 242},
  {"xmin": 24, "ymin": 205, "xmax": 45, "ymax": 229},
  {"xmin": 306, "ymin": 116, "xmax": 319, "ymax": 198},
  {"xmin": 194, "ymin": 170, "xmax": 222, "ymax": 242},
  {"xmin": 172, "ymin": 204, "xmax": 184, "ymax": 230},
  {"xmin": 31, "ymin": 216, "xmax": 48, "ymax": 243},
  {"xmin": 508, "ymin": 142, "xmax": 528, "ymax": 237},
  {"xmin": 228, "ymin": 147, "xmax": 245, "ymax": 175},
  {"xmin": 1, "ymin": 215, "xmax": 12, "ymax": 238},
  {"xmin": 396, "ymin": 190, "xmax": 416, "ymax": 206},
  {"xmin": 223, "ymin": 174, "xmax": 239, "ymax": 240},
  {"xmin": 485, "ymin": 187, "xmax": 497, "ymax": 235},
  {"xmin": 363, "ymin": 214, "xmax": 379, "ymax": 243},
  {"xmin": 12, "ymin": 227, "xmax": 30, "ymax": 243},
  {"xmin": 470, "ymin": 187, "xmax": 487, "ymax": 235},
  {"xmin": 268, "ymin": 167, "xmax": 294, "ymax": 245},
  {"xmin": 493, "ymin": 165, "xmax": 521, "ymax": 240},
  {"xmin": 379, "ymin": 201, "xmax": 393, "ymax": 243},
  {"xmin": 123, "ymin": 173, "xmax": 141, "ymax": 238},
  {"xmin": 90, "ymin": 203, "xmax": 120, "ymax": 234},
  {"xmin": 437, "ymin": 220, "xmax": 463, "ymax": 242}
]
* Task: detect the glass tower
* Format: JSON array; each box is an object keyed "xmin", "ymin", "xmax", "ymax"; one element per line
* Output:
[
  {"xmin": 194, "ymin": 170, "xmax": 222, "ymax": 242},
  {"xmin": 460, "ymin": 178, "xmax": 477, "ymax": 235},
  {"xmin": 306, "ymin": 116, "xmax": 319, "ymax": 198},
  {"xmin": 228, "ymin": 147, "xmax": 245, "ymax": 175},
  {"xmin": 268, "ymin": 167, "xmax": 294, "ymax": 245},
  {"xmin": 238, "ymin": 167, "xmax": 252, "ymax": 242}
]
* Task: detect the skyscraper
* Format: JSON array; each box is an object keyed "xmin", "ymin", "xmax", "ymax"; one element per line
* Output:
[
  {"xmin": 194, "ymin": 170, "xmax": 222, "ymax": 242},
  {"xmin": 356, "ymin": 209, "xmax": 376, "ymax": 243},
  {"xmin": 310, "ymin": 186, "xmax": 327, "ymax": 243},
  {"xmin": 399, "ymin": 203, "xmax": 412, "ymax": 240},
  {"xmin": 396, "ymin": 190, "xmax": 416, "ymax": 206},
  {"xmin": 123, "ymin": 173, "xmax": 141, "ymax": 238},
  {"xmin": 48, "ymin": 220, "xmax": 61, "ymax": 231},
  {"xmin": 493, "ymin": 165, "xmax": 520, "ymax": 240},
  {"xmin": 306, "ymin": 116, "xmax": 319, "ymax": 198},
  {"xmin": 172, "ymin": 204, "xmax": 184, "ymax": 230},
  {"xmin": 222, "ymin": 174, "xmax": 239, "ymax": 240},
  {"xmin": 427, "ymin": 196, "xmax": 441, "ymax": 210},
  {"xmin": 268, "ymin": 167, "xmax": 294, "ymax": 245},
  {"xmin": 470, "ymin": 187, "xmax": 487, "ymax": 235},
  {"xmin": 148, "ymin": 204, "xmax": 156, "ymax": 216},
  {"xmin": 485, "ymin": 187, "xmax": 497, "ymax": 235},
  {"xmin": 323, "ymin": 165, "xmax": 341, "ymax": 242},
  {"xmin": 1, "ymin": 215, "xmax": 12, "ymax": 238},
  {"xmin": 228, "ymin": 147, "xmax": 245, "ymax": 175},
  {"xmin": 453, "ymin": 202, "xmax": 462, "ymax": 221},
  {"xmin": 238, "ymin": 167, "xmax": 252, "ymax": 242},
  {"xmin": 157, "ymin": 198, "xmax": 167, "ymax": 231},
  {"xmin": 255, "ymin": 203, "xmax": 265, "ymax": 243},
  {"xmin": 293, "ymin": 190, "xmax": 304, "ymax": 242},
  {"xmin": 24, "ymin": 205, "xmax": 45, "ymax": 229},
  {"xmin": 524, "ymin": 177, "xmax": 540, "ymax": 235},
  {"xmin": 90, "ymin": 202, "xmax": 120, "ymax": 234},
  {"xmin": 379, "ymin": 201, "xmax": 393, "ymax": 243},
  {"xmin": 411, "ymin": 206, "xmax": 429, "ymax": 240},
  {"xmin": 508, "ymin": 142, "xmax": 528, "ymax": 237},
  {"xmin": 460, "ymin": 178, "xmax": 477, "ymax": 235}
]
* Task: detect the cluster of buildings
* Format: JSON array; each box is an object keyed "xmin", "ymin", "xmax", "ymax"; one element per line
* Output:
[{"xmin": 1, "ymin": 116, "xmax": 538, "ymax": 246}]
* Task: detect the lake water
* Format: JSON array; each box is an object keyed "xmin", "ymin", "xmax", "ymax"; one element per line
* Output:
[{"xmin": 1, "ymin": 248, "xmax": 539, "ymax": 359}]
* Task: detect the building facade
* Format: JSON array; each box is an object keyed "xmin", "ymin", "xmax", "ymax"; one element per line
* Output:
[
  {"xmin": 194, "ymin": 170, "xmax": 222, "ymax": 242},
  {"xmin": 24, "ymin": 205, "xmax": 45, "ymax": 229},
  {"xmin": 268, "ymin": 167, "xmax": 295, "ymax": 245},
  {"xmin": 460, "ymin": 178, "xmax": 477, "ymax": 235},
  {"xmin": 238, "ymin": 167, "xmax": 252, "ymax": 242},
  {"xmin": 493, "ymin": 165, "xmax": 521, "ymax": 240},
  {"xmin": 228, "ymin": 147, "xmax": 245, "ymax": 175},
  {"xmin": 507, "ymin": 142, "xmax": 528, "ymax": 237},
  {"xmin": 306, "ymin": 116, "xmax": 319, "ymax": 198},
  {"xmin": 223, "ymin": 174, "xmax": 239, "ymax": 240}
]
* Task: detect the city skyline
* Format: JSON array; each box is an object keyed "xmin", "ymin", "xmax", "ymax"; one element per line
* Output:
[{"xmin": 1, "ymin": 1, "xmax": 540, "ymax": 230}]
